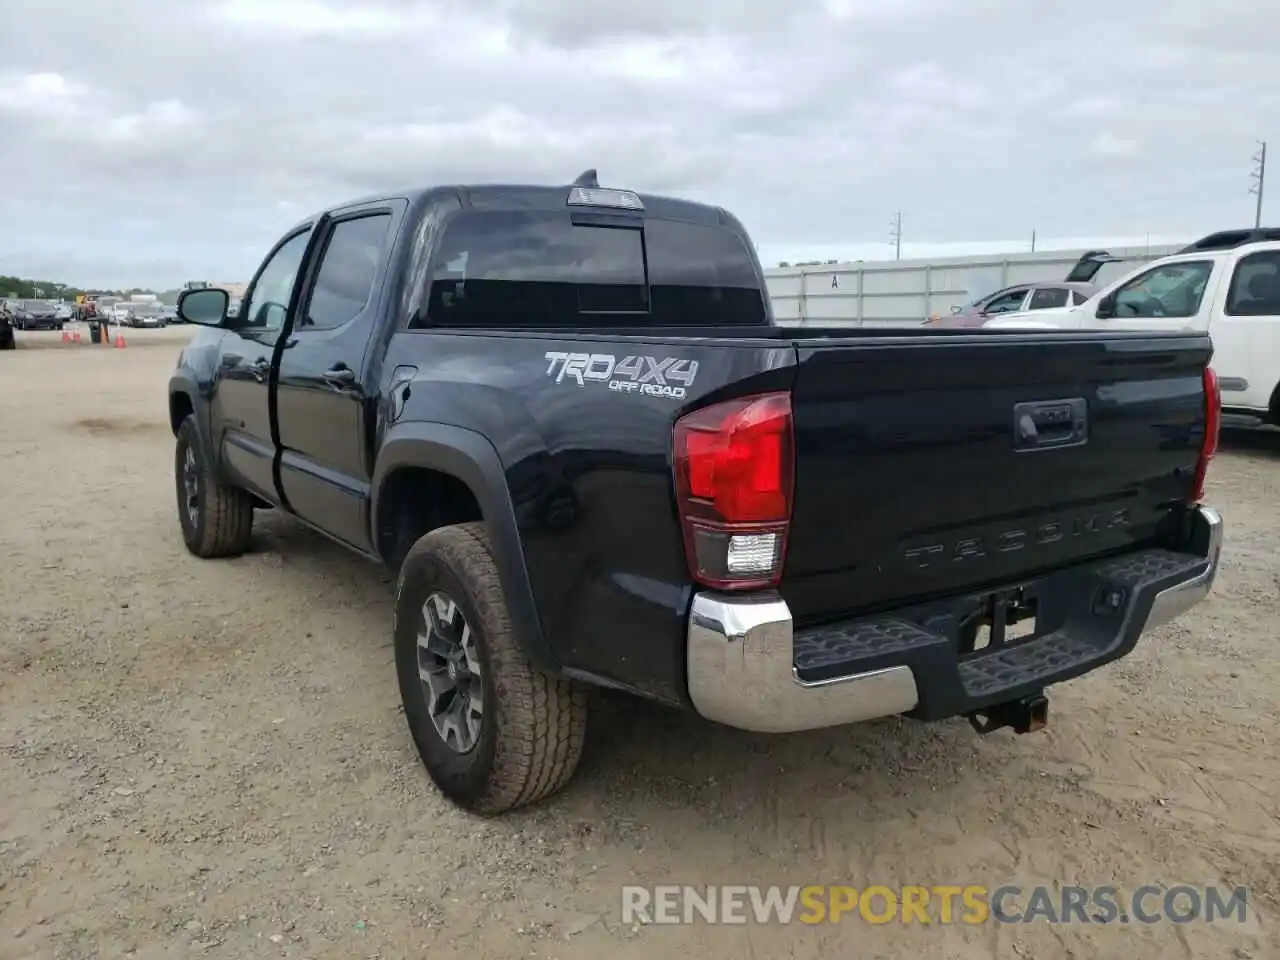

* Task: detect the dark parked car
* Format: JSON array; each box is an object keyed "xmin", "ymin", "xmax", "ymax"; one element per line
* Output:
[
  {"xmin": 0, "ymin": 309, "xmax": 14, "ymax": 350},
  {"xmin": 167, "ymin": 173, "xmax": 1223, "ymax": 815},
  {"xmin": 8, "ymin": 299, "xmax": 62, "ymax": 331}
]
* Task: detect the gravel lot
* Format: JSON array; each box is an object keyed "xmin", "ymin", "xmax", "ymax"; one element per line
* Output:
[{"xmin": 2, "ymin": 327, "xmax": 1277, "ymax": 959}]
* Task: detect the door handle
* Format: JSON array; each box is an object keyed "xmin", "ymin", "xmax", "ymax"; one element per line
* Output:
[
  {"xmin": 222, "ymin": 353, "xmax": 243, "ymax": 365},
  {"xmin": 322, "ymin": 365, "xmax": 357, "ymax": 387}
]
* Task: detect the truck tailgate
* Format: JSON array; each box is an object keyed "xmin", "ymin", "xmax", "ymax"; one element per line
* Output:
[{"xmin": 782, "ymin": 332, "xmax": 1212, "ymax": 624}]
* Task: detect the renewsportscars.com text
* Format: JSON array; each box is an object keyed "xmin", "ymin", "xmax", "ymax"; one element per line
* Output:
[{"xmin": 621, "ymin": 884, "xmax": 1250, "ymax": 926}]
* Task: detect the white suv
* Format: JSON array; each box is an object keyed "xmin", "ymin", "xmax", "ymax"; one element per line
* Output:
[{"xmin": 987, "ymin": 228, "xmax": 1280, "ymax": 427}]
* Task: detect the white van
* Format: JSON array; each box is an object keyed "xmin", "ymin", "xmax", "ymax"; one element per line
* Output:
[{"xmin": 985, "ymin": 228, "xmax": 1280, "ymax": 427}]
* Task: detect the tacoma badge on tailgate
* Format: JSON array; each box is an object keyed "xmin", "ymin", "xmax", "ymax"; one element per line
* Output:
[{"xmin": 903, "ymin": 508, "xmax": 1132, "ymax": 569}]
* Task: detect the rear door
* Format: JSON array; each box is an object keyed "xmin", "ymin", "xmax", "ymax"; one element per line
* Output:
[
  {"xmin": 1212, "ymin": 246, "xmax": 1280, "ymax": 411},
  {"xmin": 782, "ymin": 332, "xmax": 1211, "ymax": 623},
  {"xmin": 274, "ymin": 201, "xmax": 403, "ymax": 551},
  {"xmin": 210, "ymin": 226, "xmax": 313, "ymax": 502}
]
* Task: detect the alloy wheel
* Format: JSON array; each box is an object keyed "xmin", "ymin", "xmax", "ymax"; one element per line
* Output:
[{"xmin": 417, "ymin": 592, "xmax": 485, "ymax": 753}]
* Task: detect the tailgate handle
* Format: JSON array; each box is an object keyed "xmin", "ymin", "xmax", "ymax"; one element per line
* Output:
[{"xmin": 1013, "ymin": 398, "xmax": 1088, "ymax": 452}]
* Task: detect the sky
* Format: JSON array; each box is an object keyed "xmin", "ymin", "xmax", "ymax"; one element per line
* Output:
[{"xmin": 0, "ymin": 0, "xmax": 1277, "ymax": 289}]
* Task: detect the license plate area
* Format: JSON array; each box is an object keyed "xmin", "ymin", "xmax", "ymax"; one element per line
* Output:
[{"xmin": 958, "ymin": 587, "xmax": 1039, "ymax": 657}]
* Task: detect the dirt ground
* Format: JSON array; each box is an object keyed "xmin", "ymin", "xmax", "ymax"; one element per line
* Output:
[{"xmin": 1, "ymin": 327, "xmax": 1277, "ymax": 959}]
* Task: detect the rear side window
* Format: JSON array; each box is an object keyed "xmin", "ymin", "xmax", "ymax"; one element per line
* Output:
[
  {"xmin": 302, "ymin": 213, "xmax": 391, "ymax": 330},
  {"xmin": 1071, "ymin": 289, "xmax": 1090, "ymax": 305},
  {"xmin": 1226, "ymin": 250, "xmax": 1280, "ymax": 317},
  {"xmin": 418, "ymin": 211, "xmax": 766, "ymax": 328},
  {"xmin": 1028, "ymin": 287, "xmax": 1070, "ymax": 309}
]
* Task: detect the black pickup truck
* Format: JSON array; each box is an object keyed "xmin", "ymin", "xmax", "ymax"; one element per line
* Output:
[{"xmin": 168, "ymin": 172, "xmax": 1224, "ymax": 814}]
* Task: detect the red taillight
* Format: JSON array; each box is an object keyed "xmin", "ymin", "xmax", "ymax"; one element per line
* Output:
[
  {"xmin": 1192, "ymin": 365, "xmax": 1221, "ymax": 503},
  {"xmin": 673, "ymin": 392, "xmax": 794, "ymax": 590}
]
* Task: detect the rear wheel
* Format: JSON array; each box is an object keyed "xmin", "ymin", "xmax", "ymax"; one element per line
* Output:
[
  {"xmin": 394, "ymin": 522, "xmax": 587, "ymax": 814},
  {"xmin": 174, "ymin": 415, "xmax": 254, "ymax": 557}
]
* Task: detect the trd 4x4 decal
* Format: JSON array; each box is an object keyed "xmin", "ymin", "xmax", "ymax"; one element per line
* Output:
[{"xmin": 544, "ymin": 352, "xmax": 699, "ymax": 400}]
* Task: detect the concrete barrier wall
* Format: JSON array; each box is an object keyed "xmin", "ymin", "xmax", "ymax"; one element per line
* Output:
[{"xmin": 765, "ymin": 243, "xmax": 1186, "ymax": 327}]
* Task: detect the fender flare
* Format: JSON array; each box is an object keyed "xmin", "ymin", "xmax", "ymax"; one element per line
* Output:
[
  {"xmin": 167, "ymin": 371, "xmax": 213, "ymax": 460},
  {"xmin": 371, "ymin": 422, "xmax": 557, "ymax": 671}
]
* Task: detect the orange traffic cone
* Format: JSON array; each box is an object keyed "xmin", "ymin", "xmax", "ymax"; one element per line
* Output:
[
  {"xmin": 62, "ymin": 327, "xmax": 71, "ymax": 343},
  {"xmin": 72, "ymin": 327, "xmax": 82, "ymax": 344},
  {"xmin": 114, "ymin": 330, "xmax": 127, "ymax": 349}
]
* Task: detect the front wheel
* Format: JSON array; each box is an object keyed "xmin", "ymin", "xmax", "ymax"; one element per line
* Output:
[
  {"xmin": 174, "ymin": 415, "xmax": 254, "ymax": 557},
  {"xmin": 394, "ymin": 522, "xmax": 587, "ymax": 814}
]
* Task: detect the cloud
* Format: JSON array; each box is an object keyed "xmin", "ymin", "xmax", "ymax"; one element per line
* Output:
[
  {"xmin": 1090, "ymin": 133, "xmax": 1143, "ymax": 160},
  {"xmin": 0, "ymin": 0, "xmax": 1278, "ymax": 287}
]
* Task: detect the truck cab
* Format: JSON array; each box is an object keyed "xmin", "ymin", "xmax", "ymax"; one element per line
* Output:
[{"xmin": 987, "ymin": 229, "xmax": 1280, "ymax": 426}]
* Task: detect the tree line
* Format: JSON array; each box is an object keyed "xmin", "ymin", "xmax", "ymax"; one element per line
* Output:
[{"xmin": 0, "ymin": 276, "xmax": 175, "ymax": 302}]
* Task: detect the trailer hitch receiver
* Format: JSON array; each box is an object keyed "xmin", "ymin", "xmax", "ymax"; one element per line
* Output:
[{"xmin": 968, "ymin": 694, "xmax": 1049, "ymax": 735}]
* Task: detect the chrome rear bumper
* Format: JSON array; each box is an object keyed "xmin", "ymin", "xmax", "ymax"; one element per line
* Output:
[{"xmin": 686, "ymin": 505, "xmax": 1223, "ymax": 734}]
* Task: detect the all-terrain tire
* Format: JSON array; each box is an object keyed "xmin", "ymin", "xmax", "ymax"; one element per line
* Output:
[
  {"xmin": 394, "ymin": 522, "xmax": 587, "ymax": 814},
  {"xmin": 174, "ymin": 414, "xmax": 254, "ymax": 558}
]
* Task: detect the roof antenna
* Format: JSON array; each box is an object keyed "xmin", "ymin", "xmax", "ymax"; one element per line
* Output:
[{"xmin": 572, "ymin": 169, "xmax": 599, "ymax": 188}]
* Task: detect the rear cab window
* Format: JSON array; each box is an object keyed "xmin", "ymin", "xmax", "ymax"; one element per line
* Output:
[{"xmin": 417, "ymin": 210, "xmax": 768, "ymax": 328}]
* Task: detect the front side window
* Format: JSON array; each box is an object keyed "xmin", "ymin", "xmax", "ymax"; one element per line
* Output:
[
  {"xmin": 982, "ymin": 288, "xmax": 1029, "ymax": 314},
  {"xmin": 238, "ymin": 229, "xmax": 312, "ymax": 335},
  {"xmin": 1111, "ymin": 260, "xmax": 1213, "ymax": 319},
  {"xmin": 1225, "ymin": 250, "xmax": 1280, "ymax": 317}
]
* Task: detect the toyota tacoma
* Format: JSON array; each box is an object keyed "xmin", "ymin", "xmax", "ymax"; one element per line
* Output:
[{"xmin": 167, "ymin": 172, "xmax": 1224, "ymax": 814}]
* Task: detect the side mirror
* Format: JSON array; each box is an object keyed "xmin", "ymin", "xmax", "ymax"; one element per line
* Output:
[
  {"xmin": 178, "ymin": 288, "xmax": 230, "ymax": 327},
  {"xmin": 1095, "ymin": 294, "xmax": 1116, "ymax": 320}
]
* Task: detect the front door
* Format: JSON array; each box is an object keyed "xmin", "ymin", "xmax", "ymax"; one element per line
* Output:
[
  {"xmin": 275, "ymin": 206, "xmax": 400, "ymax": 551},
  {"xmin": 209, "ymin": 227, "xmax": 313, "ymax": 502}
]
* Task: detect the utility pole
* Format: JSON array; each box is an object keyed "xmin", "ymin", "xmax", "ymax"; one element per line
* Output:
[
  {"xmin": 889, "ymin": 211, "xmax": 902, "ymax": 260},
  {"xmin": 1031, "ymin": 227, "xmax": 1037, "ymax": 252},
  {"xmin": 1250, "ymin": 141, "xmax": 1267, "ymax": 227}
]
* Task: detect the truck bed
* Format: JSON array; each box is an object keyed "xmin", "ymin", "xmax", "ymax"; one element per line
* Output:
[{"xmin": 381, "ymin": 325, "xmax": 1212, "ymax": 708}]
